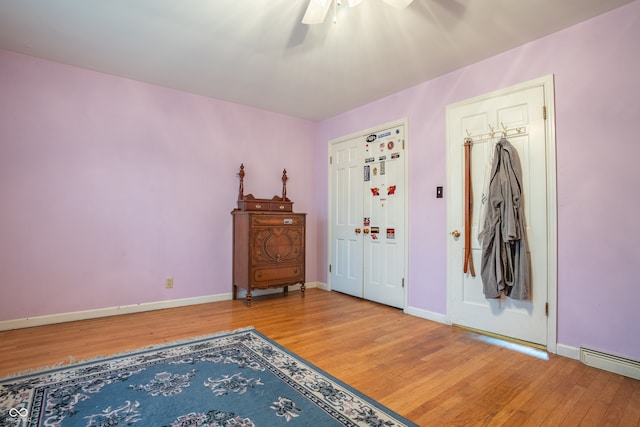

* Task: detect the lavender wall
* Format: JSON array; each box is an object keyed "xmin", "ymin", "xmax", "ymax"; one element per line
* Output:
[
  {"xmin": 315, "ymin": 1, "xmax": 640, "ymax": 361},
  {"xmin": 0, "ymin": 50, "xmax": 316, "ymax": 320}
]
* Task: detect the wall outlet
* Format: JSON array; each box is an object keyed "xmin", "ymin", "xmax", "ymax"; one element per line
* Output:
[{"xmin": 166, "ymin": 277, "xmax": 174, "ymax": 288}]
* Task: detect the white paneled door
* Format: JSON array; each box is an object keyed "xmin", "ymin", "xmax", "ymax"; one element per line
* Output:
[
  {"xmin": 329, "ymin": 136, "xmax": 364, "ymax": 298},
  {"xmin": 330, "ymin": 122, "xmax": 407, "ymax": 309},
  {"xmin": 446, "ymin": 77, "xmax": 557, "ymax": 347}
]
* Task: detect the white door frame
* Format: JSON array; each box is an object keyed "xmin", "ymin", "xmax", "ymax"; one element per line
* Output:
[
  {"xmin": 327, "ymin": 118, "xmax": 410, "ymax": 309},
  {"xmin": 445, "ymin": 75, "xmax": 558, "ymax": 353}
]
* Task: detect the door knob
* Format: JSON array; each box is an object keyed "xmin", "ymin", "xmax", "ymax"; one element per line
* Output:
[
  {"xmin": 451, "ymin": 230, "xmax": 461, "ymax": 238},
  {"xmin": 355, "ymin": 228, "xmax": 362, "ymax": 234},
  {"xmin": 363, "ymin": 229, "xmax": 370, "ymax": 234}
]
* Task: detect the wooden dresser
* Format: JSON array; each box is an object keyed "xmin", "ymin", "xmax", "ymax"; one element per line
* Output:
[{"xmin": 231, "ymin": 165, "xmax": 306, "ymax": 306}]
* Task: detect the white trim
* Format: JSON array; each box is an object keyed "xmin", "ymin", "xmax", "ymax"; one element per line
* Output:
[
  {"xmin": 556, "ymin": 343, "xmax": 581, "ymax": 360},
  {"xmin": 2, "ymin": 283, "xmax": 324, "ymax": 332},
  {"xmin": 0, "ymin": 294, "xmax": 232, "ymax": 332},
  {"xmin": 405, "ymin": 306, "xmax": 450, "ymax": 325},
  {"xmin": 327, "ymin": 118, "xmax": 410, "ymax": 309},
  {"xmin": 542, "ymin": 75, "xmax": 558, "ymax": 355},
  {"xmin": 445, "ymin": 75, "xmax": 558, "ymax": 354},
  {"xmin": 311, "ymin": 281, "xmax": 330, "ymax": 291}
]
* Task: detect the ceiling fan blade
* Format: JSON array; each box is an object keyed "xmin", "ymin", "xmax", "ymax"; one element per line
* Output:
[
  {"xmin": 302, "ymin": 0, "xmax": 332, "ymax": 24},
  {"xmin": 381, "ymin": 0, "xmax": 414, "ymax": 9}
]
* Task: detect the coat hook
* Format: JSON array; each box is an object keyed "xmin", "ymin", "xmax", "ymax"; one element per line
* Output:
[
  {"xmin": 488, "ymin": 124, "xmax": 495, "ymax": 138},
  {"xmin": 501, "ymin": 122, "xmax": 508, "ymax": 136}
]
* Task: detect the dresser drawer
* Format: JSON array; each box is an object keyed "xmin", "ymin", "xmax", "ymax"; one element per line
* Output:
[
  {"xmin": 269, "ymin": 201, "xmax": 293, "ymax": 212},
  {"xmin": 251, "ymin": 215, "xmax": 304, "ymax": 227},
  {"xmin": 242, "ymin": 201, "xmax": 267, "ymax": 211},
  {"xmin": 252, "ymin": 265, "xmax": 303, "ymax": 286}
]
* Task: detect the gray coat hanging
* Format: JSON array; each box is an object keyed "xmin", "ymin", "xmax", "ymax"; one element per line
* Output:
[{"xmin": 478, "ymin": 138, "xmax": 530, "ymax": 300}]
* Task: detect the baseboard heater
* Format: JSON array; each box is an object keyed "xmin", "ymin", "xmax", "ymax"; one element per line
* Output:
[{"xmin": 580, "ymin": 348, "xmax": 640, "ymax": 380}]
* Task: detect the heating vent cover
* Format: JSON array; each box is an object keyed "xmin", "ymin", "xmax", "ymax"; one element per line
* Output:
[{"xmin": 580, "ymin": 348, "xmax": 640, "ymax": 380}]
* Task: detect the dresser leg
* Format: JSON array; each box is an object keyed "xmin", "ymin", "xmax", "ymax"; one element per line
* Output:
[
  {"xmin": 246, "ymin": 291, "xmax": 252, "ymax": 307},
  {"xmin": 232, "ymin": 285, "xmax": 237, "ymax": 300},
  {"xmin": 283, "ymin": 286, "xmax": 289, "ymax": 295},
  {"xmin": 301, "ymin": 283, "xmax": 306, "ymax": 298}
]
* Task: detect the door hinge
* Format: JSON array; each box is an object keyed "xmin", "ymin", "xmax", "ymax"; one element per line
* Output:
[
  {"xmin": 329, "ymin": 264, "xmax": 332, "ymax": 273},
  {"xmin": 329, "ymin": 156, "xmax": 332, "ymax": 165},
  {"xmin": 545, "ymin": 302, "xmax": 549, "ymax": 316},
  {"xmin": 542, "ymin": 105, "xmax": 547, "ymax": 120},
  {"xmin": 402, "ymin": 278, "xmax": 405, "ymax": 288},
  {"xmin": 402, "ymin": 139, "xmax": 405, "ymax": 150}
]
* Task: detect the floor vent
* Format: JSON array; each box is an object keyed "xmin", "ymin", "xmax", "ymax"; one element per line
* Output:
[{"xmin": 580, "ymin": 348, "xmax": 640, "ymax": 380}]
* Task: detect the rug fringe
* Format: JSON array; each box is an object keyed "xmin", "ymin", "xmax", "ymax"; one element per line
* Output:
[
  {"xmin": 1, "ymin": 326, "xmax": 255, "ymax": 381},
  {"xmin": 0, "ymin": 359, "xmax": 72, "ymax": 380}
]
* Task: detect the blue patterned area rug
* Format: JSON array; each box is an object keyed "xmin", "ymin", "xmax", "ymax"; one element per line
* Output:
[{"xmin": 1, "ymin": 327, "xmax": 417, "ymax": 426}]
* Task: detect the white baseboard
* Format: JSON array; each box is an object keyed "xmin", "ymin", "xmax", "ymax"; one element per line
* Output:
[
  {"xmin": 0, "ymin": 293, "xmax": 234, "ymax": 331},
  {"xmin": 405, "ymin": 306, "xmax": 450, "ymax": 325},
  {"xmin": 556, "ymin": 343, "xmax": 581, "ymax": 360},
  {"xmin": 310, "ymin": 281, "xmax": 329, "ymax": 291},
  {"xmin": 1, "ymin": 283, "xmax": 324, "ymax": 332}
]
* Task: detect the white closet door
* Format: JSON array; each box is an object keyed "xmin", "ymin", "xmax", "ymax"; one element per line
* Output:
[
  {"xmin": 329, "ymin": 123, "xmax": 407, "ymax": 309},
  {"xmin": 330, "ymin": 136, "xmax": 364, "ymax": 297},
  {"xmin": 363, "ymin": 127, "xmax": 406, "ymax": 308}
]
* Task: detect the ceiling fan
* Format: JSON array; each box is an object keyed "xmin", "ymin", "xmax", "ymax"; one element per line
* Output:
[{"xmin": 302, "ymin": 0, "xmax": 414, "ymax": 25}]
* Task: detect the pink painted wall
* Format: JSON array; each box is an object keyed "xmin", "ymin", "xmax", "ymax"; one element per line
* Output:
[
  {"xmin": 0, "ymin": 50, "xmax": 316, "ymax": 320},
  {"xmin": 315, "ymin": 1, "xmax": 640, "ymax": 361}
]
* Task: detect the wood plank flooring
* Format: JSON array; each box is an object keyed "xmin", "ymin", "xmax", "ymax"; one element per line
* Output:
[{"xmin": 1, "ymin": 289, "xmax": 638, "ymax": 426}]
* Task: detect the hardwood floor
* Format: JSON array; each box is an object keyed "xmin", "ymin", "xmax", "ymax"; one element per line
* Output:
[{"xmin": 1, "ymin": 289, "xmax": 638, "ymax": 426}]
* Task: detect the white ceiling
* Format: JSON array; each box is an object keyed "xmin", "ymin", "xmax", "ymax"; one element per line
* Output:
[{"xmin": 0, "ymin": 0, "xmax": 634, "ymax": 121}]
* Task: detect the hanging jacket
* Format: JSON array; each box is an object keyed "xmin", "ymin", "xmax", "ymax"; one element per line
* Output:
[{"xmin": 478, "ymin": 138, "xmax": 530, "ymax": 300}]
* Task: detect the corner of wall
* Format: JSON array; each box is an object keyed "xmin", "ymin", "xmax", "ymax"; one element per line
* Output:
[{"xmin": 405, "ymin": 306, "xmax": 450, "ymax": 325}]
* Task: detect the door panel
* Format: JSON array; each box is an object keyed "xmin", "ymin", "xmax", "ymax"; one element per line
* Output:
[
  {"xmin": 448, "ymin": 86, "xmax": 549, "ymax": 345},
  {"xmin": 363, "ymin": 127, "xmax": 405, "ymax": 308},
  {"xmin": 331, "ymin": 138, "xmax": 364, "ymax": 297}
]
